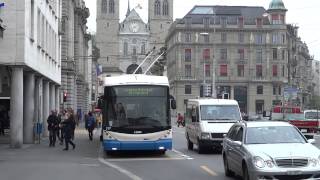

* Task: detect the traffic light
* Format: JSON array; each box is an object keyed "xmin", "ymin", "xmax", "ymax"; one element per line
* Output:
[{"xmin": 63, "ymin": 91, "xmax": 67, "ymax": 102}]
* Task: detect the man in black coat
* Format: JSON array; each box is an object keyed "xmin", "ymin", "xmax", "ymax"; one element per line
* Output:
[
  {"xmin": 61, "ymin": 113, "xmax": 76, "ymax": 151},
  {"xmin": 47, "ymin": 111, "xmax": 59, "ymax": 147}
]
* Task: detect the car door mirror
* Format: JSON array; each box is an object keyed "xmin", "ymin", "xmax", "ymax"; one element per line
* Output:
[
  {"xmin": 233, "ymin": 141, "xmax": 242, "ymax": 146},
  {"xmin": 308, "ymin": 139, "xmax": 316, "ymax": 144}
]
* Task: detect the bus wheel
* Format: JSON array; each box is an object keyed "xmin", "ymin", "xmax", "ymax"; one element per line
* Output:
[{"xmin": 158, "ymin": 150, "xmax": 166, "ymax": 155}]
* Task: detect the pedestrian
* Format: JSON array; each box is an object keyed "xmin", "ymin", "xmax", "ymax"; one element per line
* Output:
[
  {"xmin": 61, "ymin": 112, "xmax": 76, "ymax": 151},
  {"xmin": 47, "ymin": 110, "xmax": 59, "ymax": 147},
  {"xmin": 177, "ymin": 113, "xmax": 184, "ymax": 127},
  {"xmin": 86, "ymin": 112, "xmax": 96, "ymax": 141},
  {"xmin": 96, "ymin": 112, "xmax": 102, "ymax": 128}
]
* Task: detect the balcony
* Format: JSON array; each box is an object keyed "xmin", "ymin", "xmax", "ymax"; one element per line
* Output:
[
  {"xmin": 250, "ymin": 76, "xmax": 270, "ymax": 82},
  {"xmin": 175, "ymin": 75, "xmax": 197, "ymax": 81},
  {"xmin": 235, "ymin": 59, "xmax": 248, "ymax": 64}
]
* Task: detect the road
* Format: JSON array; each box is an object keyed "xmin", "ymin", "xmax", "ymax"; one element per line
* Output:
[{"xmin": 1, "ymin": 125, "xmax": 320, "ymax": 180}]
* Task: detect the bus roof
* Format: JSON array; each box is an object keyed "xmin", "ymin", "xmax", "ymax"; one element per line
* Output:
[
  {"xmin": 304, "ymin": 110, "xmax": 320, "ymax": 113},
  {"xmin": 103, "ymin": 74, "xmax": 169, "ymax": 86},
  {"xmin": 187, "ymin": 98, "xmax": 239, "ymax": 106}
]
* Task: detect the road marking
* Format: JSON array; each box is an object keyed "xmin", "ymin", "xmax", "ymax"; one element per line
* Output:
[
  {"xmin": 172, "ymin": 149, "xmax": 194, "ymax": 160},
  {"xmin": 98, "ymin": 148, "xmax": 143, "ymax": 180},
  {"xmin": 107, "ymin": 157, "xmax": 185, "ymax": 162},
  {"xmin": 80, "ymin": 163, "xmax": 100, "ymax": 167},
  {"xmin": 200, "ymin": 165, "xmax": 218, "ymax": 176}
]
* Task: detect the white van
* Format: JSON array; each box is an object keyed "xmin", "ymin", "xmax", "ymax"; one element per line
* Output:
[{"xmin": 185, "ymin": 98, "xmax": 241, "ymax": 153}]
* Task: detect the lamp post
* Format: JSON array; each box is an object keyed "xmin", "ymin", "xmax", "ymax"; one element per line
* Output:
[{"xmin": 211, "ymin": 12, "xmax": 216, "ymax": 98}]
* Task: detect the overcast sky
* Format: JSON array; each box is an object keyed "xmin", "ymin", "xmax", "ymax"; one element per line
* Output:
[{"xmin": 84, "ymin": 0, "xmax": 320, "ymax": 60}]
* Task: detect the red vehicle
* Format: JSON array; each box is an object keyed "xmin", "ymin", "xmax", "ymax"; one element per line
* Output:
[{"xmin": 270, "ymin": 106, "xmax": 316, "ymax": 138}]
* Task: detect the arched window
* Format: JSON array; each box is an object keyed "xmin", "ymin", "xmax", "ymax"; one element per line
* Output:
[
  {"xmin": 109, "ymin": 0, "xmax": 115, "ymax": 14},
  {"xmin": 123, "ymin": 42, "xmax": 128, "ymax": 55},
  {"xmin": 162, "ymin": 0, "xmax": 168, "ymax": 16},
  {"xmin": 101, "ymin": 0, "xmax": 107, "ymax": 13},
  {"xmin": 154, "ymin": 0, "xmax": 161, "ymax": 16}
]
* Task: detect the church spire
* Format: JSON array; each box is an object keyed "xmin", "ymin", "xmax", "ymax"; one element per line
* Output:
[{"xmin": 126, "ymin": 0, "xmax": 130, "ymax": 17}]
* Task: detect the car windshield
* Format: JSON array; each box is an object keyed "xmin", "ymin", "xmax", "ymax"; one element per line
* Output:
[
  {"xmin": 246, "ymin": 126, "xmax": 306, "ymax": 144},
  {"xmin": 200, "ymin": 105, "xmax": 241, "ymax": 121},
  {"xmin": 305, "ymin": 112, "xmax": 320, "ymax": 120}
]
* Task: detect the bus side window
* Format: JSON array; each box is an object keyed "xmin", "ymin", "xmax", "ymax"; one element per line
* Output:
[{"xmin": 196, "ymin": 106, "xmax": 200, "ymax": 122}]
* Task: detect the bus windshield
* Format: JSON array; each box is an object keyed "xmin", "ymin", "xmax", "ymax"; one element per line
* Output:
[
  {"xmin": 200, "ymin": 105, "xmax": 241, "ymax": 121},
  {"xmin": 105, "ymin": 85, "xmax": 170, "ymax": 133}
]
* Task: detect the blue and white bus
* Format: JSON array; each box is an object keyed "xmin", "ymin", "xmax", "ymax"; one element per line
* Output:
[{"xmin": 98, "ymin": 74, "xmax": 176, "ymax": 154}]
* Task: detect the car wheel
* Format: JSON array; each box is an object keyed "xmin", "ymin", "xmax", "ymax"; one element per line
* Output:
[
  {"xmin": 242, "ymin": 163, "xmax": 250, "ymax": 180},
  {"xmin": 223, "ymin": 155, "xmax": 234, "ymax": 177},
  {"xmin": 197, "ymin": 142, "xmax": 206, "ymax": 154},
  {"xmin": 187, "ymin": 135, "xmax": 193, "ymax": 150}
]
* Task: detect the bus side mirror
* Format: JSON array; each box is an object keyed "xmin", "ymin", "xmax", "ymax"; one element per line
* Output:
[
  {"xmin": 97, "ymin": 96, "xmax": 104, "ymax": 109},
  {"xmin": 171, "ymin": 99, "xmax": 176, "ymax": 109}
]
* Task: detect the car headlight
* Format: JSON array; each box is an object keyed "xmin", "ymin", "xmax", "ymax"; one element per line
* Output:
[
  {"xmin": 201, "ymin": 132, "xmax": 210, "ymax": 140},
  {"xmin": 253, "ymin": 156, "xmax": 266, "ymax": 168},
  {"xmin": 309, "ymin": 158, "xmax": 318, "ymax": 167}
]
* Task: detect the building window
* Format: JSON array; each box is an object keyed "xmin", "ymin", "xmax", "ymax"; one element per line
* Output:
[
  {"xmin": 133, "ymin": 47, "xmax": 137, "ymax": 55},
  {"xmin": 203, "ymin": 48, "xmax": 210, "ymax": 61},
  {"xmin": 220, "ymin": 65, "xmax": 228, "ymax": 76},
  {"xmin": 282, "ymin": 34, "xmax": 285, "ymax": 44},
  {"xmin": 272, "ymin": 14, "xmax": 279, "ymax": 24},
  {"xmin": 257, "ymin": 85, "xmax": 263, "ymax": 94},
  {"xmin": 203, "ymin": 34, "xmax": 209, "ymax": 43},
  {"xmin": 221, "ymin": 17, "xmax": 227, "ymax": 27},
  {"xmin": 30, "ymin": 0, "xmax": 35, "ymax": 39},
  {"xmin": 237, "ymin": 65, "xmax": 244, "ymax": 77},
  {"xmin": 238, "ymin": 32, "xmax": 244, "ymax": 43},
  {"xmin": 154, "ymin": 0, "xmax": 161, "ymax": 16},
  {"xmin": 101, "ymin": 0, "xmax": 108, "ymax": 13},
  {"xmin": 256, "ymin": 65, "xmax": 262, "ymax": 77},
  {"xmin": 255, "ymin": 34, "xmax": 263, "ymax": 44},
  {"xmin": 256, "ymin": 18, "xmax": 262, "ymax": 27},
  {"xmin": 185, "ymin": 65, "xmax": 191, "ymax": 78},
  {"xmin": 238, "ymin": 17, "xmax": 244, "ymax": 28},
  {"xmin": 185, "ymin": 17, "xmax": 192, "ymax": 28},
  {"xmin": 123, "ymin": 42, "xmax": 128, "ymax": 55},
  {"xmin": 162, "ymin": 0, "xmax": 168, "ymax": 16},
  {"xmin": 220, "ymin": 48, "xmax": 227, "ymax": 60},
  {"xmin": 256, "ymin": 49, "xmax": 262, "ymax": 63},
  {"xmin": 273, "ymin": 85, "xmax": 277, "ymax": 95},
  {"xmin": 272, "ymin": 65, "xmax": 278, "ymax": 77},
  {"xmin": 256, "ymin": 100, "xmax": 264, "ymax": 114},
  {"xmin": 221, "ymin": 33, "xmax": 227, "ymax": 43},
  {"xmin": 141, "ymin": 43, "xmax": 146, "ymax": 55},
  {"xmin": 109, "ymin": 0, "xmax": 115, "ymax": 14},
  {"xmin": 272, "ymin": 48, "xmax": 278, "ymax": 60},
  {"xmin": 185, "ymin": 33, "xmax": 191, "ymax": 42},
  {"xmin": 282, "ymin": 65, "xmax": 285, "ymax": 77},
  {"xmin": 185, "ymin": 85, "xmax": 192, "ymax": 94},
  {"xmin": 185, "ymin": 49, "xmax": 191, "ymax": 62},
  {"xmin": 280, "ymin": 14, "xmax": 285, "ymax": 24},
  {"xmin": 278, "ymin": 86, "xmax": 281, "ymax": 95},
  {"xmin": 205, "ymin": 64, "xmax": 210, "ymax": 77},
  {"xmin": 238, "ymin": 49, "xmax": 244, "ymax": 60},
  {"xmin": 272, "ymin": 33, "xmax": 279, "ymax": 44},
  {"xmin": 281, "ymin": 50, "xmax": 285, "ymax": 60}
]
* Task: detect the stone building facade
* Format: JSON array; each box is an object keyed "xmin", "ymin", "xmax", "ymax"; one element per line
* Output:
[
  {"xmin": 0, "ymin": 0, "xmax": 61, "ymax": 147},
  {"xmin": 96, "ymin": 0, "xmax": 173, "ymax": 75},
  {"xmin": 60, "ymin": 0, "xmax": 90, "ymax": 116},
  {"xmin": 166, "ymin": 0, "xmax": 313, "ymax": 115}
]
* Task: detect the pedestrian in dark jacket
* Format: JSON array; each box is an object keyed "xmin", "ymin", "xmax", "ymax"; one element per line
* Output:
[
  {"xmin": 61, "ymin": 112, "xmax": 76, "ymax": 151},
  {"xmin": 86, "ymin": 112, "xmax": 96, "ymax": 141},
  {"xmin": 47, "ymin": 110, "xmax": 59, "ymax": 147}
]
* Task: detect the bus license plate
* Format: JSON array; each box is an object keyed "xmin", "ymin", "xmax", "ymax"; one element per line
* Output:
[{"xmin": 300, "ymin": 129, "xmax": 307, "ymax": 133}]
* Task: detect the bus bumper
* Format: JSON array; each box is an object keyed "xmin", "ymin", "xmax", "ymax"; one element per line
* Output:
[{"xmin": 103, "ymin": 139, "xmax": 172, "ymax": 151}]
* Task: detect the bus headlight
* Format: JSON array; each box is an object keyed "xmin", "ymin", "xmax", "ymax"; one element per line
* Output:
[{"xmin": 201, "ymin": 133, "xmax": 210, "ymax": 140}]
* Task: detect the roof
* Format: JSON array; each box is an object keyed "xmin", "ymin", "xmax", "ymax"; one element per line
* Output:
[
  {"xmin": 244, "ymin": 121, "xmax": 292, "ymax": 128},
  {"xmin": 268, "ymin": 0, "xmax": 287, "ymax": 11},
  {"xmin": 188, "ymin": 98, "xmax": 239, "ymax": 106},
  {"xmin": 103, "ymin": 74, "xmax": 169, "ymax": 86},
  {"xmin": 102, "ymin": 67, "xmax": 123, "ymax": 73},
  {"xmin": 178, "ymin": 5, "xmax": 269, "ymax": 25}
]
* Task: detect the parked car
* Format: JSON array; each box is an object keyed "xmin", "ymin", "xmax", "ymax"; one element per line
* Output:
[{"xmin": 222, "ymin": 121, "xmax": 320, "ymax": 180}]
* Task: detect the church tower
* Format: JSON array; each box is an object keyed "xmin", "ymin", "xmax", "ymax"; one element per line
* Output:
[
  {"xmin": 148, "ymin": 0, "xmax": 173, "ymax": 51},
  {"xmin": 96, "ymin": 0, "xmax": 120, "ymax": 69}
]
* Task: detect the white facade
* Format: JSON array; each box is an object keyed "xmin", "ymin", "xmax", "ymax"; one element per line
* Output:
[
  {"xmin": 0, "ymin": 0, "xmax": 61, "ymax": 147},
  {"xmin": 312, "ymin": 60, "xmax": 320, "ymax": 97}
]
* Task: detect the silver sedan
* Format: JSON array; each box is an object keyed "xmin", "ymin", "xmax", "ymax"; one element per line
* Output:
[{"xmin": 222, "ymin": 121, "xmax": 320, "ymax": 180}]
